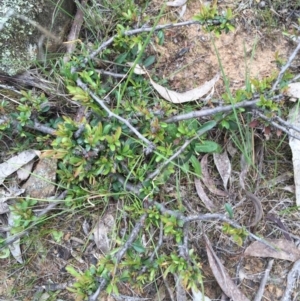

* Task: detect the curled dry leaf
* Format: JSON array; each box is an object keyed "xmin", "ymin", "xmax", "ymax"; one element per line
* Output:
[
  {"xmin": 150, "ymin": 73, "xmax": 220, "ymax": 103},
  {"xmin": 265, "ymin": 171, "xmax": 293, "ymax": 189},
  {"xmin": 167, "ymin": 0, "xmax": 187, "ymax": 6},
  {"xmin": 244, "ymin": 239, "xmax": 300, "ymax": 262},
  {"xmin": 93, "ymin": 213, "xmax": 115, "ymax": 254},
  {"xmin": 213, "ymin": 151, "xmax": 231, "ymax": 189},
  {"xmin": 82, "ymin": 219, "xmax": 90, "ymax": 236},
  {"xmin": 0, "ymin": 150, "xmax": 40, "ymax": 185},
  {"xmin": 205, "ymin": 235, "xmax": 250, "ymax": 301},
  {"xmin": 0, "ymin": 187, "xmax": 25, "ymax": 214},
  {"xmin": 288, "ymin": 105, "xmax": 300, "ymax": 207},
  {"xmin": 194, "ymin": 178, "xmax": 216, "ymax": 212},
  {"xmin": 17, "ymin": 160, "xmax": 34, "ymax": 181},
  {"xmin": 226, "ymin": 140, "xmax": 237, "ymax": 158},
  {"xmin": 201, "ymin": 154, "xmax": 228, "ymax": 197}
]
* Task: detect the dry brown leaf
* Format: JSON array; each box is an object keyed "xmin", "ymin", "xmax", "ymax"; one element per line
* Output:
[
  {"xmin": 244, "ymin": 239, "xmax": 300, "ymax": 262},
  {"xmin": 17, "ymin": 160, "xmax": 34, "ymax": 181},
  {"xmin": 213, "ymin": 151, "xmax": 231, "ymax": 189},
  {"xmin": 93, "ymin": 214, "xmax": 115, "ymax": 254},
  {"xmin": 0, "ymin": 187, "xmax": 25, "ymax": 214},
  {"xmin": 205, "ymin": 235, "xmax": 250, "ymax": 301},
  {"xmin": 150, "ymin": 73, "xmax": 220, "ymax": 103},
  {"xmin": 226, "ymin": 141, "xmax": 237, "ymax": 157},
  {"xmin": 194, "ymin": 178, "xmax": 216, "ymax": 212},
  {"xmin": 201, "ymin": 154, "xmax": 228, "ymax": 197},
  {"xmin": 167, "ymin": 0, "xmax": 187, "ymax": 6},
  {"xmin": 0, "ymin": 150, "xmax": 40, "ymax": 185}
]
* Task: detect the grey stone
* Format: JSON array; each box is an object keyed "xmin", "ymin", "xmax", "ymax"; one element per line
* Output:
[{"xmin": 0, "ymin": 0, "xmax": 75, "ymax": 76}]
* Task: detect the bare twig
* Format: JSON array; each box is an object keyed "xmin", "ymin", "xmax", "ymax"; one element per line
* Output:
[
  {"xmin": 146, "ymin": 137, "xmax": 196, "ymax": 181},
  {"xmin": 272, "ymin": 114, "xmax": 300, "ymax": 134},
  {"xmin": 84, "ymin": 20, "xmax": 209, "ymax": 64},
  {"xmin": 0, "ymin": 115, "xmax": 56, "ymax": 136},
  {"xmin": 63, "ymin": 0, "xmax": 87, "ymax": 62},
  {"xmin": 281, "ymin": 259, "xmax": 300, "ymax": 301},
  {"xmin": 140, "ymin": 221, "xmax": 163, "ymax": 274},
  {"xmin": 272, "ymin": 39, "xmax": 300, "ymax": 91},
  {"xmin": 146, "ymin": 122, "xmax": 216, "ymax": 181},
  {"xmin": 95, "ymin": 69, "xmax": 127, "ymax": 78},
  {"xmin": 163, "ymin": 276, "xmax": 176, "ymax": 301},
  {"xmin": 165, "ymin": 99, "xmax": 259, "ymax": 123},
  {"xmin": 1, "ymin": 191, "xmax": 67, "ymax": 248},
  {"xmin": 76, "ymin": 78, "xmax": 155, "ymax": 154},
  {"xmin": 253, "ymin": 259, "xmax": 274, "ymax": 301},
  {"xmin": 254, "ymin": 110, "xmax": 300, "ymax": 140},
  {"xmin": 88, "ymin": 214, "xmax": 147, "ymax": 301}
]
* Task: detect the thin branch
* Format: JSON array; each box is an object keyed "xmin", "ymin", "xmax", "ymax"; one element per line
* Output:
[
  {"xmin": 165, "ymin": 99, "xmax": 259, "ymax": 123},
  {"xmin": 76, "ymin": 78, "xmax": 155, "ymax": 154},
  {"xmin": 95, "ymin": 69, "xmax": 127, "ymax": 78},
  {"xmin": 281, "ymin": 259, "xmax": 300, "ymax": 301},
  {"xmin": 0, "ymin": 115, "xmax": 56, "ymax": 136},
  {"xmin": 85, "ymin": 20, "xmax": 205, "ymax": 64},
  {"xmin": 273, "ymin": 114, "xmax": 300, "ymax": 134},
  {"xmin": 140, "ymin": 221, "xmax": 164, "ymax": 274},
  {"xmin": 63, "ymin": 0, "xmax": 87, "ymax": 63},
  {"xmin": 254, "ymin": 110, "xmax": 300, "ymax": 140},
  {"xmin": 89, "ymin": 214, "xmax": 147, "ymax": 301},
  {"xmin": 146, "ymin": 137, "xmax": 196, "ymax": 181},
  {"xmin": 1, "ymin": 191, "xmax": 67, "ymax": 248},
  {"xmin": 272, "ymin": 39, "xmax": 300, "ymax": 91},
  {"xmin": 253, "ymin": 259, "xmax": 274, "ymax": 301},
  {"xmin": 153, "ymin": 200, "xmax": 278, "ymax": 251}
]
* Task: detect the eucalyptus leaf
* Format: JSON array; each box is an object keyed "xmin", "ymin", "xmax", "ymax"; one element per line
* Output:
[
  {"xmin": 195, "ymin": 141, "xmax": 220, "ymax": 153},
  {"xmin": 189, "ymin": 155, "xmax": 202, "ymax": 178},
  {"xmin": 225, "ymin": 203, "xmax": 234, "ymax": 219},
  {"xmin": 143, "ymin": 55, "xmax": 156, "ymax": 67}
]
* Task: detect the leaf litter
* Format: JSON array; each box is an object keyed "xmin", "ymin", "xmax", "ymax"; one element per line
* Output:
[
  {"xmin": 213, "ymin": 150, "xmax": 231, "ymax": 190},
  {"xmin": 0, "ymin": 150, "xmax": 40, "ymax": 185},
  {"xmin": 200, "ymin": 154, "xmax": 228, "ymax": 197},
  {"xmin": 204, "ymin": 235, "xmax": 250, "ymax": 301},
  {"xmin": 244, "ymin": 239, "xmax": 300, "ymax": 262}
]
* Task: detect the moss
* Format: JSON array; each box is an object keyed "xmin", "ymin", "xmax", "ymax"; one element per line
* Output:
[{"xmin": 0, "ymin": 0, "xmax": 75, "ymax": 75}]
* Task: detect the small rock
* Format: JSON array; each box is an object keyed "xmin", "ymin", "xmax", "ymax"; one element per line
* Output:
[{"xmin": 22, "ymin": 157, "xmax": 57, "ymax": 198}]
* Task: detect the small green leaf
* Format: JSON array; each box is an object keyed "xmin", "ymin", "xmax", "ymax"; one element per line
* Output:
[
  {"xmin": 189, "ymin": 155, "xmax": 201, "ymax": 178},
  {"xmin": 115, "ymin": 52, "xmax": 128, "ymax": 64},
  {"xmin": 195, "ymin": 141, "xmax": 220, "ymax": 153},
  {"xmin": 143, "ymin": 55, "xmax": 156, "ymax": 67},
  {"xmin": 225, "ymin": 203, "xmax": 234, "ymax": 219},
  {"xmin": 197, "ymin": 120, "xmax": 217, "ymax": 136}
]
